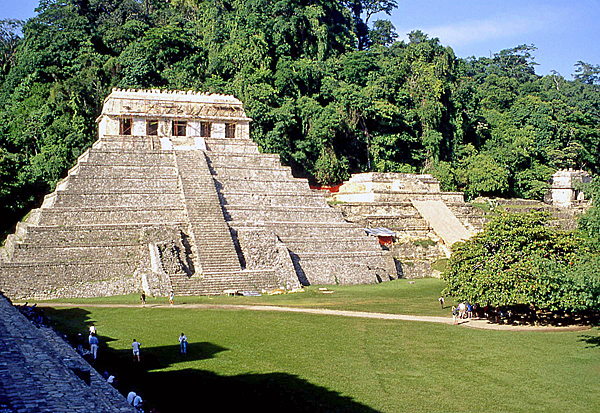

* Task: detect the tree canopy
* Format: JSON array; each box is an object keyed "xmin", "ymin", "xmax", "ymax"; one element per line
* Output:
[
  {"xmin": 1, "ymin": 0, "xmax": 600, "ymax": 236},
  {"xmin": 442, "ymin": 210, "xmax": 600, "ymax": 313}
]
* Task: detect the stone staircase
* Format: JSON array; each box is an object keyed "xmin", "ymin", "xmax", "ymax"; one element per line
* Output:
[
  {"xmin": 167, "ymin": 269, "xmax": 276, "ymax": 296},
  {"xmin": 174, "ymin": 151, "xmax": 242, "ymax": 274},
  {"xmin": 171, "ymin": 150, "xmax": 279, "ymax": 295},
  {"xmin": 206, "ymin": 148, "xmax": 397, "ymax": 285},
  {"xmin": 411, "ymin": 199, "xmax": 472, "ymax": 247}
]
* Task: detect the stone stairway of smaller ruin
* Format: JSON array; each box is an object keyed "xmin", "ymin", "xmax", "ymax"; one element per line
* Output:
[{"xmin": 411, "ymin": 199, "xmax": 472, "ymax": 246}]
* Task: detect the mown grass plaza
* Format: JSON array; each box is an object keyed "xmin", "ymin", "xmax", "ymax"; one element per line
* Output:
[{"xmin": 41, "ymin": 279, "xmax": 600, "ymax": 413}]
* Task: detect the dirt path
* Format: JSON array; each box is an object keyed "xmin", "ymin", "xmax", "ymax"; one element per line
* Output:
[{"xmin": 28, "ymin": 302, "xmax": 591, "ymax": 332}]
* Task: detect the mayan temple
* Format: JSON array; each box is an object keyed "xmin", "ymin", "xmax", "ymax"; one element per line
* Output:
[{"xmin": 0, "ymin": 89, "xmax": 396, "ymax": 300}]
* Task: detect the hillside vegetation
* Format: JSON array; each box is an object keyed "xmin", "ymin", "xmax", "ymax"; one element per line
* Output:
[{"xmin": 1, "ymin": 0, "xmax": 599, "ymax": 235}]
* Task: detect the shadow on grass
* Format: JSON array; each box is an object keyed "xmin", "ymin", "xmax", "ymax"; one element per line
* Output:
[
  {"xmin": 45, "ymin": 306, "xmax": 382, "ymax": 413},
  {"xmin": 579, "ymin": 330, "xmax": 600, "ymax": 348},
  {"xmin": 138, "ymin": 369, "xmax": 381, "ymax": 412}
]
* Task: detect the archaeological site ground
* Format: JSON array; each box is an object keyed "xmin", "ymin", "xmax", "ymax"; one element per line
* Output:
[
  {"xmin": 18, "ymin": 280, "xmax": 600, "ymax": 413},
  {"xmin": 0, "ymin": 89, "xmax": 597, "ymax": 413}
]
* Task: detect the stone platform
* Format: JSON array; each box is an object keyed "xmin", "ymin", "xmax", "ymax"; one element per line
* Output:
[{"xmin": 330, "ymin": 172, "xmax": 486, "ymax": 278}]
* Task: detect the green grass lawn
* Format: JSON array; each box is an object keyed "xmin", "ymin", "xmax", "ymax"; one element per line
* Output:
[
  {"xmin": 41, "ymin": 279, "xmax": 600, "ymax": 413},
  {"xmin": 46, "ymin": 278, "xmax": 455, "ymax": 316}
]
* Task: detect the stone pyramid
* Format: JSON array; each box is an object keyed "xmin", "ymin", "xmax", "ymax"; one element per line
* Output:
[{"xmin": 0, "ymin": 89, "xmax": 396, "ymax": 300}]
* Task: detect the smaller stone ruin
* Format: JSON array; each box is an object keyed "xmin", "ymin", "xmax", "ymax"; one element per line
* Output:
[
  {"xmin": 550, "ymin": 169, "xmax": 592, "ymax": 208},
  {"xmin": 330, "ymin": 172, "xmax": 486, "ymax": 278}
]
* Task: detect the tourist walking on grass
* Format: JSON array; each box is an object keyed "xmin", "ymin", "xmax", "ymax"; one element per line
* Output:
[
  {"xmin": 438, "ymin": 296, "xmax": 445, "ymax": 309},
  {"xmin": 169, "ymin": 291, "xmax": 174, "ymax": 305},
  {"xmin": 179, "ymin": 333, "xmax": 188, "ymax": 354},
  {"xmin": 140, "ymin": 293, "xmax": 146, "ymax": 307},
  {"xmin": 132, "ymin": 339, "xmax": 142, "ymax": 362},
  {"xmin": 89, "ymin": 332, "xmax": 99, "ymax": 360}
]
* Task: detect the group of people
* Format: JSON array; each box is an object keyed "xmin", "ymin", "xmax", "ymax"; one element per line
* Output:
[
  {"xmin": 75, "ymin": 324, "xmax": 101, "ymax": 361},
  {"xmin": 451, "ymin": 302, "xmax": 477, "ymax": 324},
  {"xmin": 18, "ymin": 302, "xmax": 46, "ymax": 326},
  {"xmin": 82, "ymin": 325, "xmax": 188, "ymax": 363},
  {"xmin": 127, "ymin": 388, "xmax": 145, "ymax": 411},
  {"xmin": 444, "ymin": 299, "xmax": 513, "ymax": 325},
  {"xmin": 75, "ymin": 323, "xmax": 188, "ymax": 412},
  {"xmin": 60, "ymin": 290, "xmax": 187, "ymax": 412},
  {"xmin": 439, "ymin": 296, "xmax": 480, "ymax": 325}
]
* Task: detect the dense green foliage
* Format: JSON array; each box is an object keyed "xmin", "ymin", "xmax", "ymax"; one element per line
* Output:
[
  {"xmin": 578, "ymin": 178, "xmax": 600, "ymax": 249},
  {"xmin": 1, "ymin": 0, "xmax": 600, "ymax": 235},
  {"xmin": 443, "ymin": 211, "xmax": 600, "ymax": 312}
]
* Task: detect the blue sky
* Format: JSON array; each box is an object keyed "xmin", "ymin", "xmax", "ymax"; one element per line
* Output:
[
  {"xmin": 386, "ymin": 0, "xmax": 600, "ymax": 79},
  {"xmin": 2, "ymin": 0, "xmax": 598, "ymax": 79}
]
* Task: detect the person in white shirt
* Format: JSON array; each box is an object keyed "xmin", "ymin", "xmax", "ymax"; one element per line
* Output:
[
  {"xmin": 127, "ymin": 389, "xmax": 137, "ymax": 405},
  {"xmin": 133, "ymin": 394, "xmax": 143, "ymax": 410},
  {"xmin": 179, "ymin": 333, "xmax": 187, "ymax": 354},
  {"xmin": 132, "ymin": 339, "xmax": 141, "ymax": 362}
]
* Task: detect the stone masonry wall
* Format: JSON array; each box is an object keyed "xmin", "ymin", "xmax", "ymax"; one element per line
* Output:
[{"xmin": 0, "ymin": 293, "xmax": 136, "ymax": 412}]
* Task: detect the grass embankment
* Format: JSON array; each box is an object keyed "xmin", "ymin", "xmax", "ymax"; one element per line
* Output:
[{"xmin": 41, "ymin": 279, "xmax": 600, "ymax": 413}]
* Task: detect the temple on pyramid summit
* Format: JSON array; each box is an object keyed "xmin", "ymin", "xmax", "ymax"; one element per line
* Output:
[{"xmin": 0, "ymin": 88, "xmax": 397, "ymax": 300}]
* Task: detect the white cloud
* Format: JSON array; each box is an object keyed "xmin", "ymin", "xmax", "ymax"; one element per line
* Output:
[{"xmin": 398, "ymin": 7, "xmax": 569, "ymax": 47}]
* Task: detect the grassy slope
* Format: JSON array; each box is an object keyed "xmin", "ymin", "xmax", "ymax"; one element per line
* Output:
[{"xmin": 41, "ymin": 279, "xmax": 600, "ymax": 413}]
